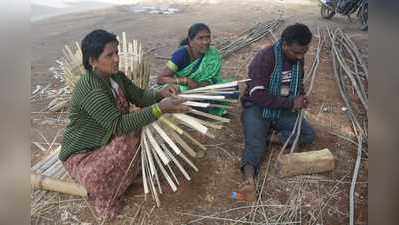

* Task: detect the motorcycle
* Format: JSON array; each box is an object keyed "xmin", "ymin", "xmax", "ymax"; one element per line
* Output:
[{"xmin": 320, "ymin": 0, "xmax": 368, "ymax": 31}]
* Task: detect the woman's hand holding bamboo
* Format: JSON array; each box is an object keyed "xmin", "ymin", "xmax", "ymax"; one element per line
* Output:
[
  {"xmin": 159, "ymin": 85, "xmax": 179, "ymax": 97},
  {"xmin": 159, "ymin": 96, "xmax": 191, "ymax": 113}
]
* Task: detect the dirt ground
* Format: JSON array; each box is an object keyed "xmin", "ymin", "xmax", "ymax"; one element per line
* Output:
[{"xmin": 31, "ymin": 0, "xmax": 368, "ymax": 224}]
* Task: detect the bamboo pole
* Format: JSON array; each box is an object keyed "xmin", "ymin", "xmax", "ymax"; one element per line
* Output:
[{"xmin": 31, "ymin": 173, "xmax": 87, "ymax": 197}]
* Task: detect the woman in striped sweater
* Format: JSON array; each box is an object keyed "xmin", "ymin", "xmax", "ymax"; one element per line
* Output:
[{"xmin": 60, "ymin": 29, "xmax": 190, "ymax": 220}]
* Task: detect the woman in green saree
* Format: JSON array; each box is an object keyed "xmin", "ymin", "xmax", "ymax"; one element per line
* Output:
[{"xmin": 157, "ymin": 23, "xmax": 232, "ymax": 116}]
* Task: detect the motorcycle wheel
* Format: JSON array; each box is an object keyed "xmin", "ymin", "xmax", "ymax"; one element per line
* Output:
[{"xmin": 321, "ymin": 4, "xmax": 336, "ymax": 19}]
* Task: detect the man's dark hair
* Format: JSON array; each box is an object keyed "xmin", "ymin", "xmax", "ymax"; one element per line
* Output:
[
  {"xmin": 179, "ymin": 23, "xmax": 211, "ymax": 46},
  {"xmin": 281, "ymin": 23, "xmax": 312, "ymax": 46},
  {"xmin": 81, "ymin": 29, "xmax": 119, "ymax": 71}
]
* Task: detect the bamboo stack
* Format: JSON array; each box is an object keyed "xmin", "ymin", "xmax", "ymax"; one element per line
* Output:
[{"xmin": 139, "ymin": 79, "xmax": 248, "ymax": 206}]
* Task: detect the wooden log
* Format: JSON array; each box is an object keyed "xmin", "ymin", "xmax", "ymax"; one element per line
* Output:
[
  {"xmin": 31, "ymin": 173, "xmax": 87, "ymax": 197},
  {"xmin": 277, "ymin": 148, "xmax": 336, "ymax": 177}
]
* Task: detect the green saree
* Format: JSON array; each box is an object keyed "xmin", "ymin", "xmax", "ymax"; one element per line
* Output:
[{"xmin": 174, "ymin": 47, "xmax": 228, "ymax": 116}]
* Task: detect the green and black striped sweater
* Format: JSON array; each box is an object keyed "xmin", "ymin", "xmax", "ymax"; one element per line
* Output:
[{"xmin": 59, "ymin": 71, "xmax": 161, "ymax": 161}]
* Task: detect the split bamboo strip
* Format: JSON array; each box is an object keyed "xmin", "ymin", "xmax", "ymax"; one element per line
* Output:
[
  {"xmin": 145, "ymin": 128, "xmax": 170, "ymax": 165},
  {"xmin": 178, "ymin": 94, "xmax": 226, "ymax": 100},
  {"xmin": 178, "ymin": 152, "xmax": 199, "ymax": 172},
  {"xmin": 151, "ymin": 147, "xmax": 178, "ymax": 192},
  {"xmin": 141, "ymin": 144, "xmax": 149, "ymax": 195},
  {"xmin": 173, "ymin": 113, "xmax": 208, "ymax": 134},
  {"xmin": 158, "ymin": 116, "xmax": 184, "ymax": 135},
  {"xmin": 142, "ymin": 131, "xmax": 156, "ymax": 176},
  {"xmin": 183, "ymin": 101, "xmax": 210, "ymax": 108},
  {"xmin": 143, "ymin": 146, "xmax": 156, "ymax": 202},
  {"xmin": 151, "ymin": 122, "xmax": 182, "ymax": 155},
  {"xmin": 182, "ymin": 131, "xmax": 207, "ymax": 151},
  {"xmin": 189, "ymin": 109, "xmax": 230, "ymax": 123},
  {"xmin": 34, "ymin": 154, "xmax": 59, "ymax": 174},
  {"xmin": 166, "ymin": 163, "xmax": 180, "ymax": 186},
  {"xmin": 162, "ymin": 145, "xmax": 191, "ymax": 181},
  {"xmin": 183, "ymin": 79, "xmax": 250, "ymax": 93},
  {"xmin": 159, "ymin": 116, "xmax": 208, "ymax": 152},
  {"xmin": 183, "ymin": 101, "xmax": 232, "ymax": 109},
  {"xmin": 145, "ymin": 151, "xmax": 160, "ymax": 207},
  {"xmin": 168, "ymin": 129, "xmax": 197, "ymax": 158},
  {"xmin": 33, "ymin": 142, "xmax": 48, "ymax": 152},
  {"xmin": 151, "ymin": 147, "xmax": 163, "ymax": 195}
]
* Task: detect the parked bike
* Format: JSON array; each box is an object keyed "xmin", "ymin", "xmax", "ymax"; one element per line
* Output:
[{"xmin": 320, "ymin": 0, "xmax": 368, "ymax": 31}]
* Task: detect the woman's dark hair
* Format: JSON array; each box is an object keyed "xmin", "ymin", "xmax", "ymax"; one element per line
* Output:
[
  {"xmin": 81, "ymin": 29, "xmax": 119, "ymax": 71},
  {"xmin": 281, "ymin": 23, "xmax": 312, "ymax": 46},
  {"xmin": 179, "ymin": 23, "xmax": 211, "ymax": 46}
]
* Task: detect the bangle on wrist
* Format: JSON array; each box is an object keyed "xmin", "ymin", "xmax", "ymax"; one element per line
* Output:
[{"xmin": 152, "ymin": 104, "xmax": 163, "ymax": 118}]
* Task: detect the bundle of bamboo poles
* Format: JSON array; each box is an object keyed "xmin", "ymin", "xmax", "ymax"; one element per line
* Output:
[
  {"xmin": 117, "ymin": 32, "xmax": 151, "ymax": 89},
  {"xmin": 140, "ymin": 79, "xmax": 248, "ymax": 206},
  {"xmin": 327, "ymin": 26, "xmax": 368, "ymax": 225},
  {"xmin": 216, "ymin": 19, "xmax": 283, "ymax": 58},
  {"xmin": 47, "ymin": 32, "xmax": 151, "ymax": 111}
]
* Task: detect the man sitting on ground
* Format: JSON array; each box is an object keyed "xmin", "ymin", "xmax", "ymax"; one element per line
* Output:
[{"xmin": 239, "ymin": 23, "xmax": 316, "ymax": 200}]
